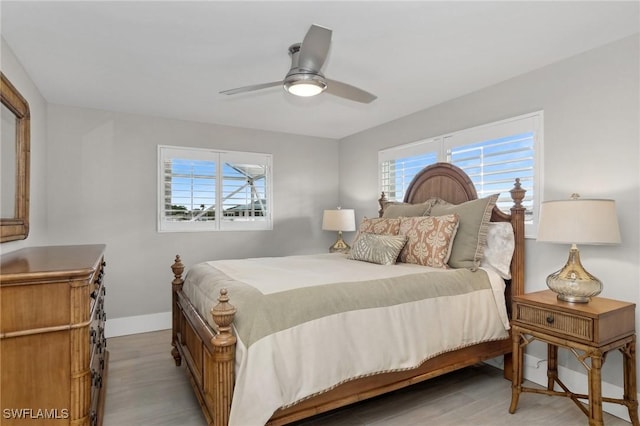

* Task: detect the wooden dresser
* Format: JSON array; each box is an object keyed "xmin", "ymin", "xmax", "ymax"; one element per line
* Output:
[{"xmin": 0, "ymin": 245, "xmax": 108, "ymax": 425}]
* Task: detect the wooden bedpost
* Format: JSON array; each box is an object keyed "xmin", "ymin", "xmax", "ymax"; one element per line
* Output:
[
  {"xmin": 378, "ymin": 192, "xmax": 387, "ymax": 218},
  {"xmin": 208, "ymin": 289, "xmax": 237, "ymax": 426},
  {"xmin": 171, "ymin": 255, "xmax": 184, "ymax": 366},
  {"xmin": 504, "ymin": 179, "xmax": 526, "ymax": 381},
  {"xmin": 509, "ymin": 178, "xmax": 526, "ymax": 299}
]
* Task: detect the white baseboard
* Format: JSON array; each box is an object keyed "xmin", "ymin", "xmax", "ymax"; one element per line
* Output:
[
  {"xmin": 486, "ymin": 353, "xmax": 633, "ymax": 422},
  {"xmin": 105, "ymin": 311, "xmax": 171, "ymax": 338}
]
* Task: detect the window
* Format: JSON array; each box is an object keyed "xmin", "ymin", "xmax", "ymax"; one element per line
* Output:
[
  {"xmin": 379, "ymin": 112, "xmax": 542, "ymax": 236},
  {"xmin": 158, "ymin": 146, "xmax": 272, "ymax": 232}
]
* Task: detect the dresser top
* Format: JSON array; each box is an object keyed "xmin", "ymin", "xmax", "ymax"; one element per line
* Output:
[{"xmin": 0, "ymin": 244, "xmax": 106, "ymax": 284}]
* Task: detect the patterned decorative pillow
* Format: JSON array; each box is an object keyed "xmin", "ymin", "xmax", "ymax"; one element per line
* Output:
[
  {"xmin": 397, "ymin": 214, "xmax": 460, "ymax": 268},
  {"xmin": 357, "ymin": 217, "xmax": 401, "ymax": 235},
  {"xmin": 480, "ymin": 222, "xmax": 515, "ymax": 279},
  {"xmin": 429, "ymin": 194, "xmax": 498, "ymax": 270},
  {"xmin": 348, "ymin": 233, "xmax": 408, "ymax": 265}
]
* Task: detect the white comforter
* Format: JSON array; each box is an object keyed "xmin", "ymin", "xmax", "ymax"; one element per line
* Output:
[{"xmin": 183, "ymin": 253, "xmax": 510, "ymax": 426}]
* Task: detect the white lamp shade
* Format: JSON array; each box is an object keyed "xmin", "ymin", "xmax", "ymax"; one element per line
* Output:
[
  {"xmin": 322, "ymin": 209, "xmax": 356, "ymax": 232},
  {"xmin": 537, "ymin": 198, "xmax": 621, "ymax": 245}
]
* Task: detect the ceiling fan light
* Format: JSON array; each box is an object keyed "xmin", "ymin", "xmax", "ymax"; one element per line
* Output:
[
  {"xmin": 287, "ymin": 82, "xmax": 324, "ymax": 97},
  {"xmin": 284, "ymin": 74, "xmax": 327, "ymax": 97}
]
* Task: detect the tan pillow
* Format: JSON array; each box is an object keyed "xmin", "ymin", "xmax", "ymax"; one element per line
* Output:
[
  {"xmin": 382, "ymin": 201, "xmax": 431, "ymax": 218},
  {"xmin": 429, "ymin": 194, "xmax": 499, "ymax": 269},
  {"xmin": 348, "ymin": 233, "xmax": 408, "ymax": 265},
  {"xmin": 397, "ymin": 214, "xmax": 460, "ymax": 268},
  {"xmin": 357, "ymin": 217, "xmax": 401, "ymax": 235}
]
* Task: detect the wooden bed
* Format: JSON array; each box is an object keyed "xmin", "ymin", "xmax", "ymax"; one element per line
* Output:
[{"xmin": 170, "ymin": 162, "xmax": 526, "ymax": 426}]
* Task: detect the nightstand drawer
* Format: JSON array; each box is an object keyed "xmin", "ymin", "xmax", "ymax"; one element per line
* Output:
[
  {"xmin": 515, "ymin": 303, "xmax": 593, "ymax": 341},
  {"xmin": 513, "ymin": 291, "xmax": 636, "ymax": 346}
]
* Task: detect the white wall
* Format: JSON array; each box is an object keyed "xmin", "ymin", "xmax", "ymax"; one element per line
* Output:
[
  {"xmin": 339, "ymin": 34, "xmax": 640, "ymax": 417},
  {"xmin": 4, "ymin": 27, "xmax": 640, "ymax": 418},
  {"xmin": 45, "ymin": 105, "xmax": 340, "ymax": 322},
  {"xmin": 0, "ymin": 38, "xmax": 48, "ymax": 253}
]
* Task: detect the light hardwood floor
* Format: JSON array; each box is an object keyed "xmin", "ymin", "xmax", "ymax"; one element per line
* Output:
[{"xmin": 104, "ymin": 330, "xmax": 631, "ymax": 426}]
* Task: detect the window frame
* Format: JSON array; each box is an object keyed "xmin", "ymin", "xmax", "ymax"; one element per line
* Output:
[
  {"xmin": 378, "ymin": 111, "xmax": 543, "ymax": 238},
  {"xmin": 157, "ymin": 145, "xmax": 273, "ymax": 233}
]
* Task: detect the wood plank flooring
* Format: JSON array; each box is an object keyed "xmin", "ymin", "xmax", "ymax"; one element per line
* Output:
[{"xmin": 104, "ymin": 330, "xmax": 630, "ymax": 426}]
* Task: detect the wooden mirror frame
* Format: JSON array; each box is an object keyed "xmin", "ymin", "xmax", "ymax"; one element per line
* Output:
[{"xmin": 1, "ymin": 72, "xmax": 30, "ymax": 243}]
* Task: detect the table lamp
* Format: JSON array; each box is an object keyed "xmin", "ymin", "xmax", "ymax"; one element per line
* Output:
[
  {"xmin": 537, "ymin": 194, "xmax": 621, "ymax": 303},
  {"xmin": 322, "ymin": 208, "xmax": 355, "ymax": 253}
]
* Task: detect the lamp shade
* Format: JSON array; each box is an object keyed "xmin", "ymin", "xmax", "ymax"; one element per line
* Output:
[
  {"xmin": 537, "ymin": 197, "xmax": 621, "ymax": 245},
  {"xmin": 322, "ymin": 209, "xmax": 356, "ymax": 232}
]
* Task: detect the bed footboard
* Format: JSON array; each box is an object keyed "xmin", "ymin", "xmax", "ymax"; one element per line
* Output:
[{"xmin": 171, "ymin": 255, "xmax": 236, "ymax": 426}]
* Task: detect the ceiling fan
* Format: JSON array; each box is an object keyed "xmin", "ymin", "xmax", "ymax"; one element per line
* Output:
[{"xmin": 220, "ymin": 24, "xmax": 377, "ymax": 104}]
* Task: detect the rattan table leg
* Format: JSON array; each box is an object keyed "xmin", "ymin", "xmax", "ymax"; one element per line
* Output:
[
  {"xmin": 588, "ymin": 351, "xmax": 604, "ymax": 426},
  {"xmin": 509, "ymin": 328, "xmax": 523, "ymax": 414},
  {"xmin": 547, "ymin": 343, "xmax": 558, "ymax": 391},
  {"xmin": 624, "ymin": 337, "xmax": 639, "ymax": 426}
]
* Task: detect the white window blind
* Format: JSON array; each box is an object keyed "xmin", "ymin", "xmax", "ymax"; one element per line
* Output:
[
  {"xmin": 380, "ymin": 149, "xmax": 438, "ymax": 201},
  {"xmin": 379, "ymin": 112, "xmax": 542, "ymax": 236},
  {"xmin": 221, "ymin": 162, "xmax": 268, "ymax": 222},
  {"xmin": 163, "ymin": 157, "xmax": 216, "ymax": 222},
  {"xmin": 447, "ymin": 131, "xmax": 535, "ymax": 220},
  {"xmin": 158, "ymin": 146, "xmax": 272, "ymax": 232}
]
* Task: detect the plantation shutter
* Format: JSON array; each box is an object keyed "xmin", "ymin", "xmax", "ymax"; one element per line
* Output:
[
  {"xmin": 158, "ymin": 146, "xmax": 272, "ymax": 232},
  {"xmin": 444, "ymin": 114, "xmax": 538, "ymax": 218},
  {"xmin": 378, "ymin": 112, "xmax": 541, "ymax": 235},
  {"xmin": 220, "ymin": 152, "xmax": 270, "ymax": 223},
  {"xmin": 159, "ymin": 147, "xmax": 217, "ymax": 231},
  {"xmin": 379, "ymin": 139, "xmax": 439, "ymax": 202}
]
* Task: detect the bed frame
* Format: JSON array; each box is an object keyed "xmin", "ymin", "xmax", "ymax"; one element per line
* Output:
[{"xmin": 170, "ymin": 162, "xmax": 526, "ymax": 425}]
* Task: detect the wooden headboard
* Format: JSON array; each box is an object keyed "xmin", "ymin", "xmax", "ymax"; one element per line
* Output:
[{"xmin": 378, "ymin": 162, "xmax": 526, "ymax": 311}]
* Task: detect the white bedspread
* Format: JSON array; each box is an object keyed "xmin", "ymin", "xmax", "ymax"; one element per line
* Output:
[{"xmin": 183, "ymin": 253, "xmax": 510, "ymax": 426}]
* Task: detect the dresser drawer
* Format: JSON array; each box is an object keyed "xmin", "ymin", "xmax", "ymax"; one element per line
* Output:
[{"xmin": 514, "ymin": 302, "xmax": 594, "ymax": 342}]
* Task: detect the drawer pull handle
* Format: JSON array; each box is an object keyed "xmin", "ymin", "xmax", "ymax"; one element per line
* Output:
[{"xmin": 546, "ymin": 315, "xmax": 554, "ymax": 324}]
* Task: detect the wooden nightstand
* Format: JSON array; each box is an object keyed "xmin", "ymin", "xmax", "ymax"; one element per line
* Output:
[{"xmin": 509, "ymin": 290, "xmax": 639, "ymax": 426}]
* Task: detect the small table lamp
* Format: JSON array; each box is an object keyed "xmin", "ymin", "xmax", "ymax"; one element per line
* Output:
[
  {"xmin": 322, "ymin": 208, "xmax": 356, "ymax": 253},
  {"xmin": 537, "ymin": 194, "xmax": 621, "ymax": 303}
]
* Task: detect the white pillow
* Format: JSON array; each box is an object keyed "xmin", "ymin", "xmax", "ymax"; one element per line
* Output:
[{"xmin": 480, "ymin": 222, "xmax": 515, "ymax": 279}]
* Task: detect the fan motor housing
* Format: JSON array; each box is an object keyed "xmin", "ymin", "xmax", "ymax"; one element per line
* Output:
[{"xmin": 284, "ymin": 43, "xmax": 327, "ymax": 95}]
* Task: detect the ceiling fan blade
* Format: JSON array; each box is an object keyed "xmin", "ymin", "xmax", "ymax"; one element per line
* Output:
[
  {"xmin": 325, "ymin": 79, "xmax": 377, "ymax": 103},
  {"xmin": 298, "ymin": 24, "xmax": 332, "ymax": 72},
  {"xmin": 220, "ymin": 81, "xmax": 282, "ymax": 96}
]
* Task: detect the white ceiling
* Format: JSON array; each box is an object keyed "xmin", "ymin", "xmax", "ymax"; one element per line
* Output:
[{"xmin": 2, "ymin": 1, "xmax": 638, "ymax": 139}]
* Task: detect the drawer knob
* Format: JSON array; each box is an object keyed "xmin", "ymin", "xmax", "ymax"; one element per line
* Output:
[{"xmin": 546, "ymin": 315, "xmax": 554, "ymax": 324}]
